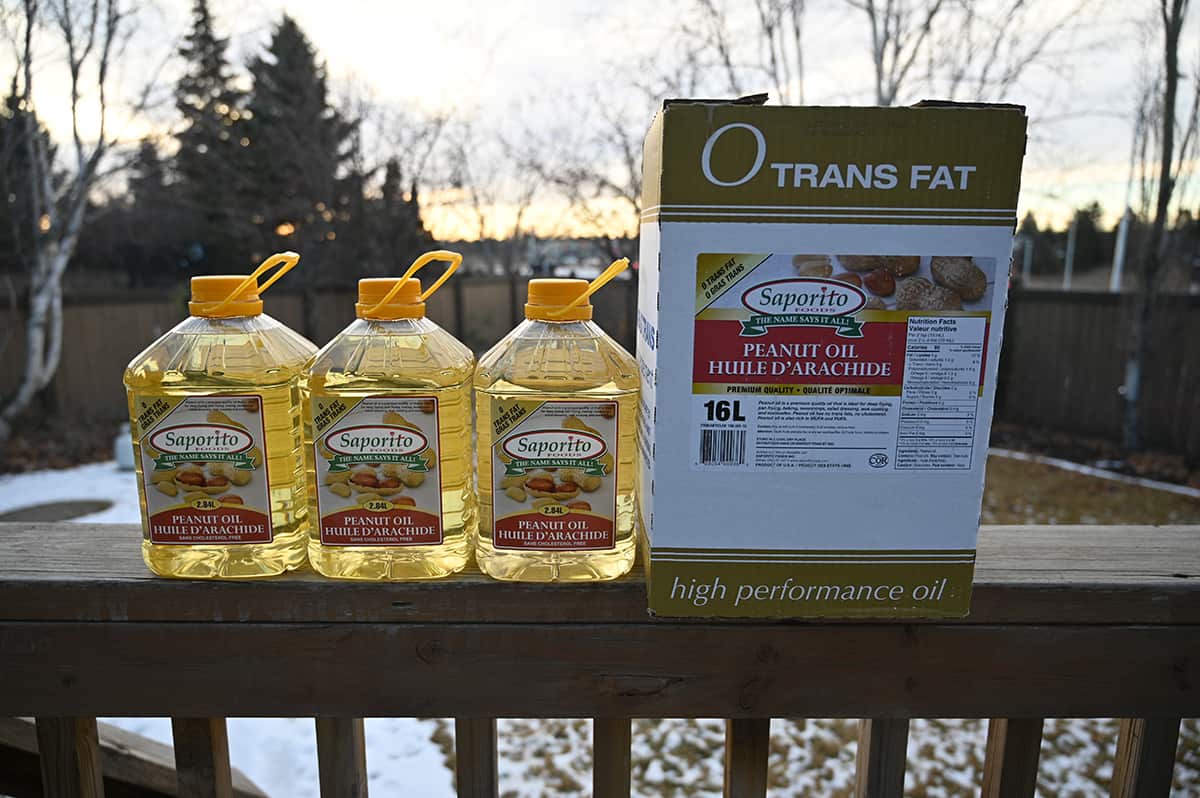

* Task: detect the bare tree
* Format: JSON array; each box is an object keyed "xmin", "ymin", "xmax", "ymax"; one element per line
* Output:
[
  {"xmin": 496, "ymin": 137, "xmax": 545, "ymax": 275},
  {"xmin": 434, "ymin": 118, "xmax": 545, "ymax": 275},
  {"xmin": 1169, "ymin": 60, "xmax": 1200, "ymax": 214},
  {"xmin": 846, "ymin": 0, "xmax": 1094, "ymax": 106},
  {"xmin": 525, "ymin": 110, "xmax": 641, "ymax": 260},
  {"xmin": 508, "ymin": 106, "xmax": 641, "ymax": 262},
  {"xmin": 439, "ymin": 120, "xmax": 501, "ymax": 271},
  {"xmin": 680, "ymin": 0, "xmax": 746, "ymax": 96},
  {"xmin": 1, "ymin": 0, "xmax": 131, "ymax": 443},
  {"xmin": 338, "ymin": 76, "xmax": 451, "ymax": 193},
  {"xmin": 1122, "ymin": 0, "xmax": 1195, "ymax": 450},
  {"xmin": 674, "ymin": 0, "xmax": 807, "ymax": 103},
  {"xmin": 846, "ymin": 0, "xmax": 948, "ymax": 105},
  {"xmin": 664, "ymin": 0, "xmax": 1088, "ymax": 108},
  {"xmin": 931, "ymin": 0, "xmax": 1093, "ymax": 102},
  {"xmin": 753, "ymin": 0, "xmax": 807, "ymax": 104},
  {"xmin": 512, "ymin": 2, "xmax": 816, "ymax": 253}
]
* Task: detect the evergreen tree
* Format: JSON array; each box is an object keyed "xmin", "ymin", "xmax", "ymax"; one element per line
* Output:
[
  {"xmin": 0, "ymin": 92, "xmax": 55, "ymax": 274},
  {"xmin": 1017, "ymin": 212, "xmax": 1038, "ymax": 238},
  {"xmin": 334, "ymin": 124, "xmax": 371, "ymax": 276},
  {"xmin": 1015, "ymin": 211, "xmax": 1059, "ymax": 275},
  {"xmin": 174, "ymin": 0, "xmax": 248, "ymax": 269},
  {"xmin": 128, "ymin": 140, "xmax": 167, "ymax": 209},
  {"xmin": 243, "ymin": 14, "xmax": 357, "ymax": 304},
  {"xmin": 113, "ymin": 139, "xmax": 189, "ymax": 287},
  {"xmin": 363, "ymin": 159, "xmax": 432, "ymax": 275},
  {"xmin": 1070, "ymin": 202, "xmax": 1107, "ymax": 270}
]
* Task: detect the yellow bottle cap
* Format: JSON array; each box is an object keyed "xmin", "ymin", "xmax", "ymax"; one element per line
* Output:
[
  {"xmin": 526, "ymin": 279, "xmax": 592, "ymax": 320},
  {"xmin": 357, "ymin": 250, "xmax": 463, "ymax": 321},
  {"xmin": 525, "ymin": 258, "xmax": 630, "ymax": 322},
  {"xmin": 357, "ymin": 278, "xmax": 423, "ymax": 319},
  {"xmin": 189, "ymin": 252, "xmax": 300, "ymax": 318},
  {"xmin": 190, "ymin": 276, "xmax": 264, "ymax": 317}
]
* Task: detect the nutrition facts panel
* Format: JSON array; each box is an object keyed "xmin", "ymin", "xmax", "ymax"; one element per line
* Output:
[{"xmin": 895, "ymin": 316, "xmax": 987, "ymax": 470}]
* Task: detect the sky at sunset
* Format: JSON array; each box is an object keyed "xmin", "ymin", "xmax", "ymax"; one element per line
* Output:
[{"xmin": 5, "ymin": 0, "xmax": 1198, "ymax": 240}]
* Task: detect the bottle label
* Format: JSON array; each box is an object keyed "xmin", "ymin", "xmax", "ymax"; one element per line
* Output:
[
  {"xmin": 132, "ymin": 394, "xmax": 273, "ymax": 544},
  {"xmin": 311, "ymin": 396, "xmax": 443, "ymax": 546},
  {"xmin": 489, "ymin": 398, "xmax": 618, "ymax": 551},
  {"xmin": 690, "ymin": 252, "xmax": 993, "ymax": 473}
]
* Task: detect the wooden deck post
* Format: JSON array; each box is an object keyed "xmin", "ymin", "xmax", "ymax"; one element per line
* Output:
[
  {"xmin": 454, "ymin": 718, "xmax": 498, "ymax": 798},
  {"xmin": 981, "ymin": 718, "xmax": 1043, "ymax": 797},
  {"xmin": 1111, "ymin": 718, "xmax": 1181, "ymax": 798},
  {"xmin": 854, "ymin": 718, "xmax": 909, "ymax": 798},
  {"xmin": 593, "ymin": 718, "xmax": 632, "ymax": 798},
  {"xmin": 171, "ymin": 718, "xmax": 233, "ymax": 798},
  {"xmin": 723, "ymin": 718, "xmax": 770, "ymax": 798},
  {"xmin": 34, "ymin": 717, "xmax": 105, "ymax": 798},
  {"xmin": 315, "ymin": 717, "xmax": 368, "ymax": 798}
]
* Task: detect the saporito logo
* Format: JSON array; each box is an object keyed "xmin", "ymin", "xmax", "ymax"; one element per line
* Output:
[
  {"xmin": 149, "ymin": 424, "xmax": 252, "ymax": 454},
  {"xmin": 502, "ymin": 429, "xmax": 606, "ymax": 461},
  {"xmin": 327, "ymin": 425, "xmax": 428, "ymax": 457},
  {"xmin": 742, "ymin": 278, "xmax": 867, "ymax": 316}
]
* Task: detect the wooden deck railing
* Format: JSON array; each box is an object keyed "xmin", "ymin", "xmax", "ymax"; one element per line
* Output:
[{"xmin": 0, "ymin": 522, "xmax": 1196, "ymax": 797}]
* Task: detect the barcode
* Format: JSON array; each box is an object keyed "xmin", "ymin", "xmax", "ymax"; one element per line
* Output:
[{"xmin": 700, "ymin": 429, "xmax": 746, "ymax": 465}]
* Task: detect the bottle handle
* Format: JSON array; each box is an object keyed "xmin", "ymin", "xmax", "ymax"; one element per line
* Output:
[
  {"xmin": 362, "ymin": 250, "xmax": 464, "ymax": 315},
  {"xmin": 209, "ymin": 252, "xmax": 301, "ymax": 314},
  {"xmin": 545, "ymin": 257, "xmax": 631, "ymax": 318}
]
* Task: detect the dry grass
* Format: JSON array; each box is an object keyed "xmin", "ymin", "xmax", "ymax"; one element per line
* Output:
[{"xmin": 982, "ymin": 455, "xmax": 1200, "ymax": 525}]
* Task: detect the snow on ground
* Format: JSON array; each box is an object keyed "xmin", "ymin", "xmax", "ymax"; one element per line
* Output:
[
  {"xmin": 102, "ymin": 717, "xmax": 454, "ymax": 797},
  {"xmin": 0, "ymin": 460, "xmax": 141, "ymax": 522},
  {"xmin": 445, "ymin": 717, "xmax": 1200, "ymax": 798},
  {"xmin": 2, "ymin": 461, "xmax": 1198, "ymax": 796}
]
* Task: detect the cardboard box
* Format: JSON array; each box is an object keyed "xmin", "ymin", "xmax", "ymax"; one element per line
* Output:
[{"xmin": 635, "ymin": 99, "xmax": 1027, "ymax": 618}]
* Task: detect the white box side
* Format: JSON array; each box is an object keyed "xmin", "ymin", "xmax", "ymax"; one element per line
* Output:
[{"xmin": 650, "ymin": 221, "xmax": 1012, "ymax": 553}]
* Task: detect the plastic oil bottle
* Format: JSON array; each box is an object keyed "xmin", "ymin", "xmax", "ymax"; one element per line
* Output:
[
  {"xmin": 124, "ymin": 252, "xmax": 317, "ymax": 578},
  {"xmin": 302, "ymin": 251, "xmax": 476, "ymax": 580},
  {"xmin": 475, "ymin": 258, "xmax": 639, "ymax": 582}
]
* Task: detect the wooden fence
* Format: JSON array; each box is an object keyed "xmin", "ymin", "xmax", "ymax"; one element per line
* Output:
[
  {"xmin": 1, "ymin": 283, "xmax": 1197, "ymax": 457},
  {"xmin": 0, "ymin": 522, "xmax": 1197, "ymax": 796},
  {"xmin": 996, "ymin": 290, "xmax": 1200, "ymax": 459},
  {"xmin": 0, "ymin": 277, "xmax": 638, "ymax": 423}
]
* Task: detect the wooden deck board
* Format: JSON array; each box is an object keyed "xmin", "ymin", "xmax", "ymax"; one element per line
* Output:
[
  {"xmin": 0, "ymin": 523, "xmax": 1197, "ymax": 719},
  {"xmin": 0, "ymin": 524, "xmax": 1196, "ymax": 625},
  {"xmin": 0, "ymin": 620, "xmax": 1196, "ymax": 718}
]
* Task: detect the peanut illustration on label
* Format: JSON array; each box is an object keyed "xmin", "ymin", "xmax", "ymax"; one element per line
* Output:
[
  {"xmin": 862, "ymin": 268, "xmax": 896, "ymax": 297},
  {"xmin": 792, "ymin": 254, "xmax": 833, "ymax": 277},
  {"xmin": 930, "ymin": 256, "xmax": 987, "ymax": 302},
  {"xmin": 895, "ymin": 276, "xmax": 964, "ymax": 310},
  {"xmin": 840, "ymin": 255, "xmax": 920, "ymax": 277}
]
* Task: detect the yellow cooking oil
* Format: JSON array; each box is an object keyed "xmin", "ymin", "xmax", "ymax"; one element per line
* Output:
[
  {"xmin": 124, "ymin": 252, "xmax": 316, "ymax": 578},
  {"xmin": 302, "ymin": 251, "xmax": 476, "ymax": 580},
  {"xmin": 475, "ymin": 258, "xmax": 639, "ymax": 582}
]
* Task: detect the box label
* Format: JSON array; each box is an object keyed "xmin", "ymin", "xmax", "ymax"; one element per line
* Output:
[
  {"xmin": 489, "ymin": 398, "xmax": 618, "ymax": 551},
  {"xmin": 133, "ymin": 394, "xmax": 272, "ymax": 544},
  {"xmin": 648, "ymin": 555, "xmax": 976, "ymax": 618},
  {"xmin": 642, "ymin": 104, "xmax": 1027, "ymax": 224},
  {"xmin": 311, "ymin": 396, "xmax": 442, "ymax": 546},
  {"xmin": 691, "ymin": 252, "xmax": 992, "ymax": 473}
]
